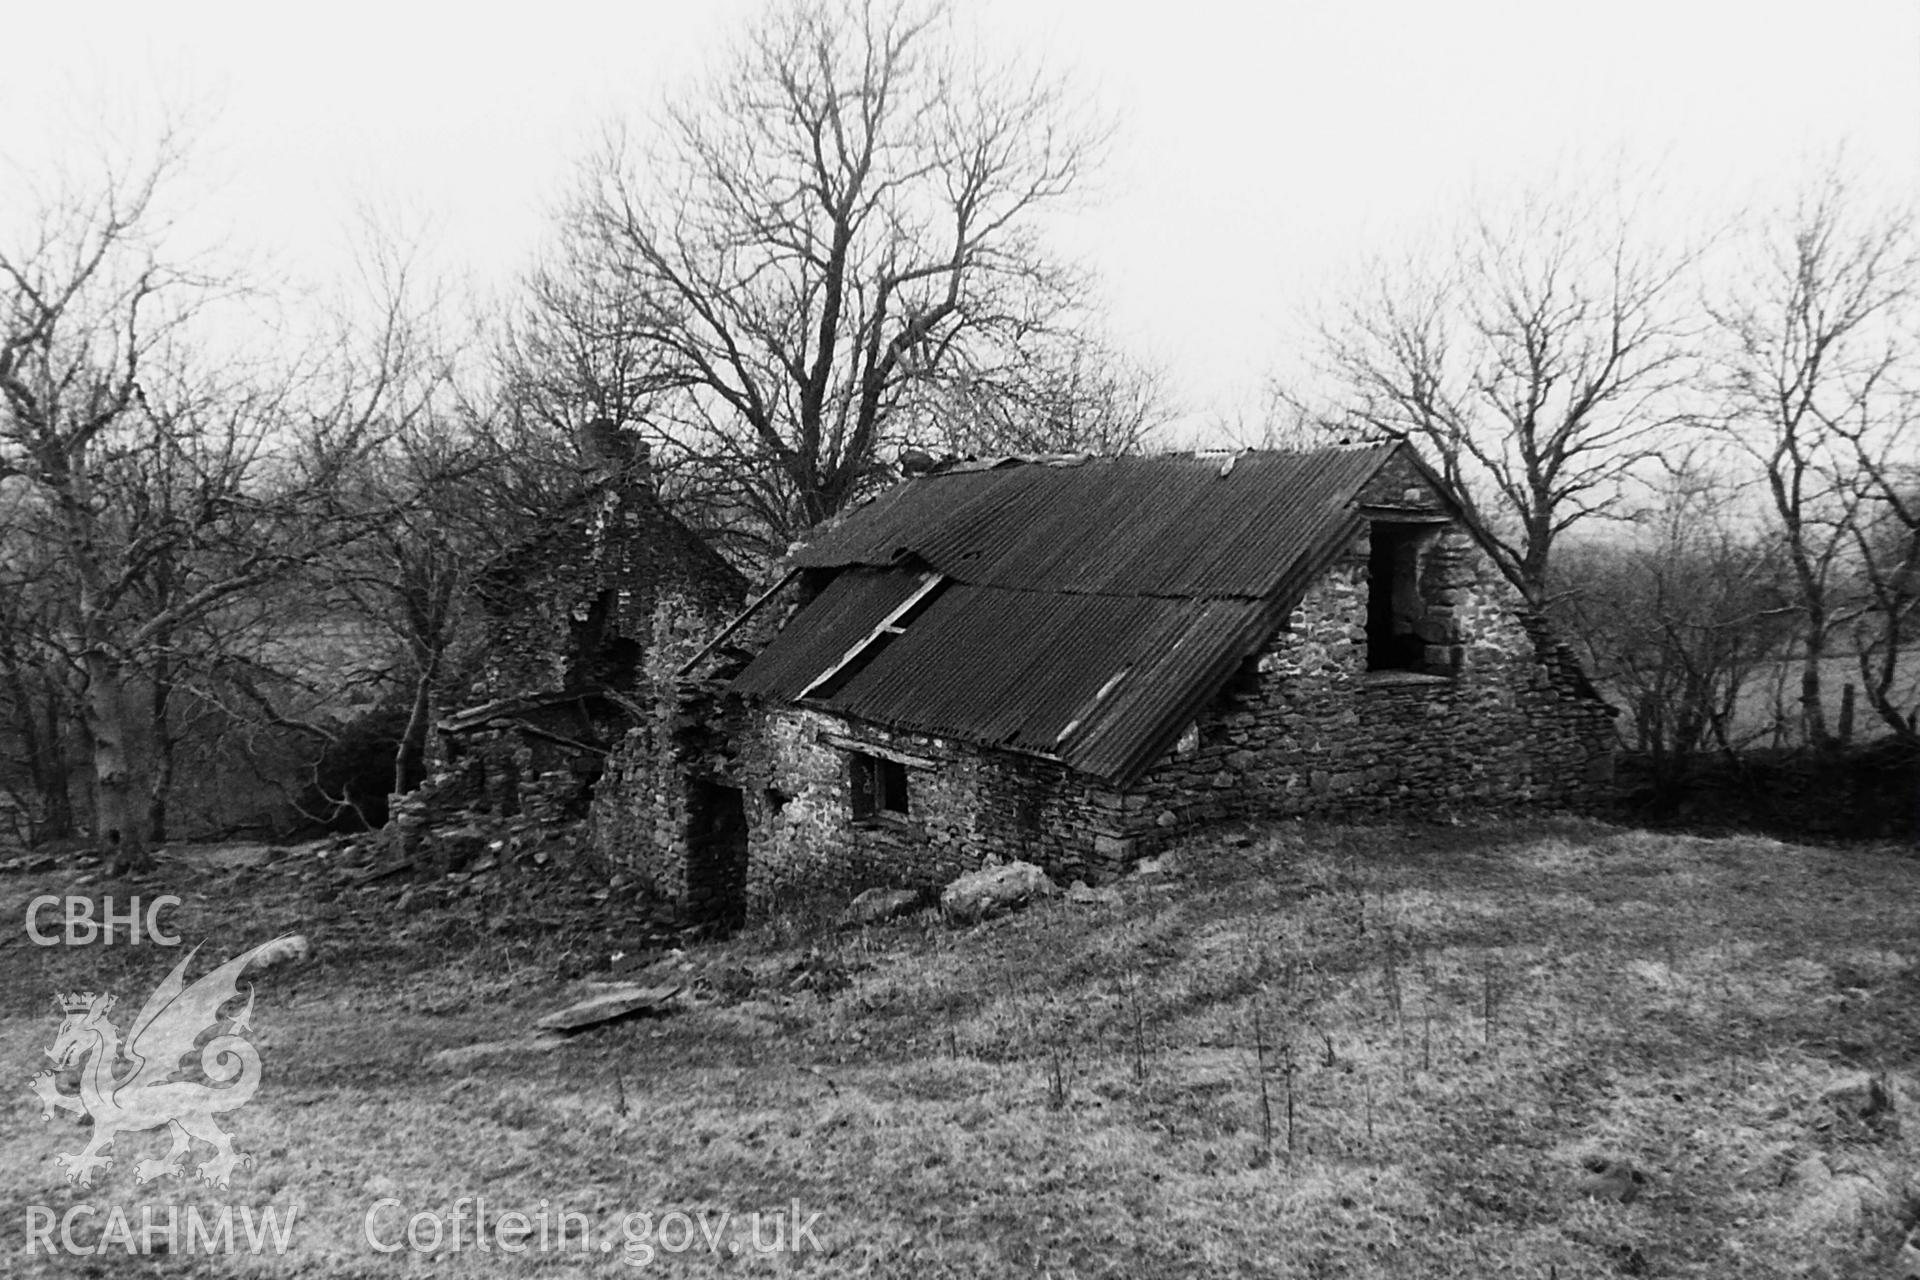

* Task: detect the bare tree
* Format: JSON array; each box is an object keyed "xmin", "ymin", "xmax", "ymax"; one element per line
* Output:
[
  {"xmin": 911, "ymin": 329, "xmax": 1172, "ymax": 458},
  {"xmin": 1211, "ymin": 378, "xmax": 1354, "ymax": 453},
  {"xmin": 1839, "ymin": 429, "xmax": 1920, "ymax": 743},
  {"xmin": 560, "ymin": 0, "xmax": 1102, "ymax": 554},
  {"xmin": 492, "ymin": 240, "xmax": 754, "ymax": 560},
  {"xmin": 321, "ymin": 414, "xmax": 514, "ymax": 804},
  {"xmin": 494, "ymin": 237, "xmax": 662, "ymax": 509},
  {"xmin": 0, "ymin": 148, "xmax": 416, "ymax": 870},
  {"xmin": 1707, "ymin": 166, "xmax": 1919, "ymax": 747},
  {"xmin": 1298, "ymin": 181, "xmax": 1699, "ymax": 606},
  {"xmin": 1557, "ymin": 452, "xmax": 1792, "ymax": 801},
  {"xmin": 0, "ymin": 490, "xmax": 82, "ymax": 843}
]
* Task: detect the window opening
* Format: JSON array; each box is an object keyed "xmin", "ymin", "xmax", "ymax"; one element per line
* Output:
[
  {"xmin": 1367, "ymin": 523, "xmax": 1439, "ymax": 672},
  {"xmin": 569, "ymin": 589, "xmax": 640, "ymax": 688},
  {"xmin": 850, "ymin": 752, "xmax": 910, "ymax": 819}
]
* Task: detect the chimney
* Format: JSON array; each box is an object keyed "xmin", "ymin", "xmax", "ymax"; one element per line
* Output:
[{"xmin": 579, "ymin": 417, "xmax": 654, "ymax": 495}]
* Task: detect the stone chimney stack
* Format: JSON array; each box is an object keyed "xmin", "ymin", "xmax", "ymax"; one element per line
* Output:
[{"xmin": 579, "ymin": 417, "xmax": 654, "ymax": 494}]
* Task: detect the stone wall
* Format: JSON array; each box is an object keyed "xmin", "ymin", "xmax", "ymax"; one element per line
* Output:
[
  {"xmin": 589, "ymin": 481, "xmax": 1616, "ymax": 922},
  {"xmin": 699, "ymin": 531, "xmax": 1607, "ymax": 915},
  {"xmin": 441, "ymin": 456, "xmax": 746, "ymax": 842},
  {"xmin": 592, "ymin": 696, "xmax": 1140, "ymax": 920},
  {"xmin": 1117, "ymin": 539, "xmax": 1615, "ymax": 842},
  {"xmin": 585, "ymin": 591, "xmax": 748, "ymax": 883},
  {"xmin": 727, "ymin": 710, "xmax": 1133, "ymax": 913},
  {"xmin": 475, "ymin": 465, "xmax": 747, "ymax": 704},
  {"xmin": 587, "ymin": 565, "xmax": 1149, "ymax": 917}
]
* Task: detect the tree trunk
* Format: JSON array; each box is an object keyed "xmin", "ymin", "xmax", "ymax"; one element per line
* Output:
[
  {"xmin": 1799, "ymin": 627, "xmax": 1831, "ymax": 749},
  {"xmin": 84, "ymin": 651, "xmax": 151, "ymax": 873},
  {"xmin": 36, "ymin": 685, "xmax": 75, "ymax": 842},
  {"xmin": 393, "ymin": 643, "xmax": 441, "ymax": 801},
  {"xmin": 2, "ymin": 662, "xmax": 76, "ymax": 842},
  {"xmin": 147, "ymin": 657, "xmax": 175, "ymax": 845}
]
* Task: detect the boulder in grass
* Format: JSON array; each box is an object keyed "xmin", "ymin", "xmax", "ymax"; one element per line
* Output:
[
  {"xmin": 1131, "ymin": 851, "xmax": 1183, "ymax": 878},
  {"xmin": 428, "ymin": 1035, "xmax": 567, "ymax": 1068},
  {"xmin": 1787, "ymin": 1153, "xmax": 1886, "ymax": 1234},
  {"xmin": 839, "ymin": 887, "xmax": 924, "ymax": 928},
  {"xmin": 940, "ymin": 861, "xmax": 1057, "ymax": 924},
  {"xmin": 249, "ymin": 934, "xmax": 311, "ymax": 971},
  {"xmin": 1574, "ymin": 1153, "xmax": 1648, "ymax": 1204}
]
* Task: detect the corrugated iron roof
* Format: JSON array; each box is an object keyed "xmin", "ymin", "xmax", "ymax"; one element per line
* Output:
[
  {"xmin": 730, "ymin": 445, "xmax": 1413, "ymax": 786},
  {"xmin": 732, "ymin": 580, "xmax": 1278, "ymax": 779},
  {"xmin": 792, "ymin": 446, "xmax": 1397, "ymax": 599},
  {"xmin": 729, "ymin": 569, "xmax": 927, "ymax": 700}
]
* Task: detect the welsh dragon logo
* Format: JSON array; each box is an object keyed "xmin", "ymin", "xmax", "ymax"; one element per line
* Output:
[{"xmin": 30, "ymin": 937, "xmax": 288, "ymax": 1188}]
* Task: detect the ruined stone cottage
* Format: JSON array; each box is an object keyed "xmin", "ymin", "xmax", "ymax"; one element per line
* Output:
[
  {"xmin": 434, "ymin": 426, "xmax": 748, "ymax": 830},
  {"xmin": 593, "ymin": 443, "xmax": 1616, "ymax": 924}
]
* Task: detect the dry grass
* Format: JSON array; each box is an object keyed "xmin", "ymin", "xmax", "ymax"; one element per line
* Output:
[{"xmin": 2, "ymin": 818, "xmax": 1917, "ymax": 1277}]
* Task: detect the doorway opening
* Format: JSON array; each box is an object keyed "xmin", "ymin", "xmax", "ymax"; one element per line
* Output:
[{"xmin": 683, "ymin": 777, "xmax": 748, "ymax": 929}]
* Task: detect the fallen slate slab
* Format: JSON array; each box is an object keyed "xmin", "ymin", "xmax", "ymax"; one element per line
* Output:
[
  {"xmin": 355, "ymin": 855, "xmax": 416, "ymax": 884},
  {"xmin": 428, "ymin": 1035, "xmax": 569, "ymax": 1068},
  {"xmin": 195, "ymin": 842, "xmax": 279, "ymax": 871},
  {"xmin": 535, "ymin": 982, "xmax": 685, "ymax": 1033}
]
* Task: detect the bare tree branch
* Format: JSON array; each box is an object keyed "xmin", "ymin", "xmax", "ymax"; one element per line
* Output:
[
  {"xmin": 520, "ymin": 0, "xmax": 1106, "ymax": 558},
  {"xmin": 1707, "ymin": 162, "xmax": 1920, "ymax": 747},
  {"xmin": 1289, "ymin": 175, "xmax": 1702, "ymax": 606}
]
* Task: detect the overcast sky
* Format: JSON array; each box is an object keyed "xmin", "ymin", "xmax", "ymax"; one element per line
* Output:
[{"xmin": 6, "ymin": 1, "xmax": 1918, "ymax": 435}]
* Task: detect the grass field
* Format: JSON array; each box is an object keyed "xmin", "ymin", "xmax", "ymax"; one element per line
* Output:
[
  {"xmin": 2, "ymin": 820, "xmax": 1917, "ymax": 1277},
  {"xmin": 1721, "ymin": 653, "xmax": 1920, "ymax": 746}
]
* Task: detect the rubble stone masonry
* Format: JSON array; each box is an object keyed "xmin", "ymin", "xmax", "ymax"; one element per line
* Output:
[{"xmin": 589, "ymin": 511, "xmax": 1615, "ymax": 922}]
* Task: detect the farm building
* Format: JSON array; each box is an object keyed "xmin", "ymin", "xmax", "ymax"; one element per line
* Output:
[
  {"xmin": 429, "ymin": 423, "xmax": 749, "ymax": 833},
  {"xmin": 589, "ymin": 442, "xmax": 1617, "ymax": 924}
]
